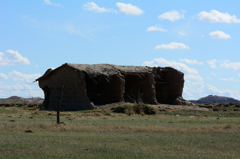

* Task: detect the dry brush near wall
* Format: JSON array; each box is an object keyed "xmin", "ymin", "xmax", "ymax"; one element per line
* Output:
[
  {"xmin": 0, "ymin": 106, "xmax": 240, "ymax": 134},
  {"xmin": 1, "ymin": 102, "xmax": 240, "ymax": 134}
]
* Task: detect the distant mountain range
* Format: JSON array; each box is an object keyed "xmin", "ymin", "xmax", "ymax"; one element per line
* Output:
[
  {"xmin": 0, "ymin": 96, "xmax": 44, "ymax": 104},
  {"xmin": 189, "ymin": 95, "xmax": 240, "ymax": 104}
]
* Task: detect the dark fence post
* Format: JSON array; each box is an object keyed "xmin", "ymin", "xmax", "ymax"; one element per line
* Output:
[{"xmin": 57, "ymin": 84, "xmax": 64, "ymax": 124}]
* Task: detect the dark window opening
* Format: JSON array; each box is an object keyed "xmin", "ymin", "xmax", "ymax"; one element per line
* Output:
[
  {"xmin": 85, "ymin": 75, "xmax": 123, "ymax": 105},
  {"xmin": 124, "ymin": 75, "xmax": 145, "ymax": 103},
  {"xmin": 155, "ymin": 82, "xmax": 170, "ymax": 104}
]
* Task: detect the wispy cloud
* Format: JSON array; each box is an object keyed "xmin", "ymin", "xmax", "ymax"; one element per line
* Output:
[
  {"xmin": 207, "ymin": 84, "xmax": 225, "ymax": 94},
  {"xmin": 147, "ymin": 25, "xmax": 167, "ymax": 32},
  {"xmin": 185, "ymin": 74, "xmax": 204, "ymax": 81},
  {"xmin": 158, "ymin": 10, "xmax": 184, "ymax": 22},
  {"xmin": 155, "ymin": 42, "xmax": 190, "ymax": 50},
  {"xmin": 116, "ymin": 2, "xmax": 144, "ymax": 15},
  {"xmin": 221, "ymin": 61, "xmax": 240, "ymax": 70},
  {"xmin": 143, "ymin": 58, "xmax": 198, "ymax": 74},
  {"xmin": 0, "ymin": 73, "xmax": 8, "ymax": 79},
  {"xmin": 207, "ymin": 59, "xmax": 218, "ymax": 69},
  {"xmin": 0, "ymin": 50, "xmax": 30, "ymax": 67},
  {"xmin": 44, "ymin": 0, "xmax": 61, "ymax": 7},
  {"xmin": 207, "ymin": 84, "xmax": 240, "ymax": 99},
  {"xmin": 198, "ymin": 10, "xmax": 240, "ymax": 23},
  {"xmin": 219, "ymin": 78, "xmax": 239, "ymax": 82},
  {"xmin": 178, "ymin": 31, "xmax": 187, "ymax": 36},
  {"xmin": 9, "ymin": 70, "xmax": 41, "ymax": 83},
  {"xmin": 83, "ymin": 2, "xmax": 117, "ymax": 13},
  {"xmin": 0, "ymin": 82, "xmax": 43, "ymax": 98},
  {"xmin": 209, "ymin": 30, "xmax": 231, "ymax": 39},
  {"xmin": 179, "ymin": 58, "xmax": 204, "ymax": 65},
  {"xmin": 66, "ymin": 25, "xmax": 91, "ymax": 40}
]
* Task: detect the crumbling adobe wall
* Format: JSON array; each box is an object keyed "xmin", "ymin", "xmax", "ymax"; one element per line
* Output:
[
  {"xmin": 155, "ymin": 67, "xmax": 184, "ymax": 104},
  {"xmin": 124, "ymin": 73, "xmax": 157, "ymax": 104},
  {"xmin": 38, "ymin": 66, "xmax": 94, "ymax": 111}
]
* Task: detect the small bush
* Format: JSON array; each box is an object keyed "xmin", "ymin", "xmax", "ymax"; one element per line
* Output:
[
  {"xmin": 111, "ymin": 106, "xmax": 126, "ymax": 113},
  {"xmin": 235, "ymin": 104, "xmax": 240, "ymax": 108},
  {"xmin": 111, "ymin": 103, "xmax": 156, "ymax": 115},
  {"xmin": 224, "ymin": 104, "xmax": 229, "ymax": 107},
  {"xmin": 104, "ymin": 112, "xmax": 112, "ymax": 116},
  {"xmin": 134, "ymin": 103, "xmax": 156, "ymax": 115}
]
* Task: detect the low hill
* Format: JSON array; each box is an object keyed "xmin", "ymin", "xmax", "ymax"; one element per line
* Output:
[
  {"xmin": 189, "ymin": 95, "xmax": 240, "ymax": 104},
  {"xmin": 0, "ymin": 96, "xmax": 43, "ymax": 104}
]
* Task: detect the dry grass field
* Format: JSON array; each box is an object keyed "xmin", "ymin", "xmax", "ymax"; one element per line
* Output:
[{"xmin": 0, "ymin": 103, "xmax": 240, "ymax": 158}]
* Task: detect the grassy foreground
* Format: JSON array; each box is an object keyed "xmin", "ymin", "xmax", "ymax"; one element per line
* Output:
[{"xmin": 0, "ymin": 103, "xmax": 240, "ymax": 159}]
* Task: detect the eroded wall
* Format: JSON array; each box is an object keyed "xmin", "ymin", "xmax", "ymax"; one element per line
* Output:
[
  {"xmin": 124, "ymin": 74, "xmax": 157, "ymax": 104},
  {"xmin": 155, "ymin": 67, "xmax": 184, "ymax": 104},
  {"xmin": 39, "ymin": 66, "xmax": 93, "ymax": 110}
]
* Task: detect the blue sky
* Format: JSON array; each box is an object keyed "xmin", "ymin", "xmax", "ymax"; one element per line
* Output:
[{"xmin": 0, "ymin": 0, "xmax": 240, "ymax": 100}]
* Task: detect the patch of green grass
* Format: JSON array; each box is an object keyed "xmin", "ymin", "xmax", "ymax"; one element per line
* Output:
[
  {"xmin": 157, "ymin": 103, "xmax": 240, "ymax": 118},
  {"xmin": 0, "ymin": 131, "xmax": 239, "ymax": 158},
  {"xmin": 0, "ymin": 104, "xmax": 240, "ymax": 158}
]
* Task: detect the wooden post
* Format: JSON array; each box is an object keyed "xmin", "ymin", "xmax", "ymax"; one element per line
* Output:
[{"xmin": 57, "ymin": 84, "xmax": 64, "ymax": 124}]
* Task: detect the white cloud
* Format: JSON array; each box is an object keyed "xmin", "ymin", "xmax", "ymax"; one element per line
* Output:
[
  {"xmin": 66, "ymin": 25, "xmax": 91, "ymax": 40},
  {"xmin": 0, "ymin": 73, "xmax": 8, "ymax": 79},
  {"xmin": 142, "ymin": 58, "xmax": 198, "ymax": 74},
  {"xmin": 207, "ymin": 84, "xmax": 225, "ymax": 94},
  {"xmin": 183, "ymin": 80, "xmax": 205, "ymax": 99},
  {"xmin": 207, "ymin": 59, "xmax": 218, "ymax": 69},
  {"xmin": 207, "ymin": 84, "xmax": 240, "ymax": 99},
  {"xmin": 0, "ymin": 82, "xmax": 43, "ymax": 98},
  {"xmin": 198, "ymin": 10, "xmax": 240, "ymax": 23},
  {"xmin": 155, "ymin": 42, "xmax": 190, "ymax": 50},
  {"xmin": 116, "ymin": 2, "xmax": 144, "ymax": 15},
  {"xmin": 158, "ymin": 10, "xmax": 184, "ymax": 22},
  {"xmin": 44, "ymin": 0, "xmax": 61, "ymax": 7},
  {"xmin": 147, "ymin": 26, "xmax": 167, "ymax": 32},
  {"xmin": 0, "ymin": 50, "xmax": 30, "ymax": 66},
  {"xmin": 179, "ymin": 58, "xmax": 204, "ymax": 65},
  {"xmin": 9, "ymin": 70, "xmax": 41, "ymax": 83},
  {"xmin": 209, "ymin": 30, "xmax": 231, "ymax": 39},
  {"xmin": 219, "ymin": 78, "xmax": 239, "ymax": 82},
  {"xmin": 201, "ymin": 35, "xmax": 204, "ymax": 38},
  {"xmin": 178, "ymin": 31, "xmax": 186, "ymax": 36},
  {"xmin": 83, "ymin": 2, "xmax": 117, "ymax": 13},
  {"xmin": 185, "ymin": 74, "xmax": 204, "ymax": 81},
  {"xmin": 221, "ymin": 61, "xmax": 240, "ymax": 70}
]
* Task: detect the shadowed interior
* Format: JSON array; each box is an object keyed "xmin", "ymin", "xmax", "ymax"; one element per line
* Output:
[
  {"xmin": 86, "ymin": 75, "xmax": 124, "ymax": 105},
  {"xmin": 124, "ymin": 75, "xmax": 146, "ymax": 103}
]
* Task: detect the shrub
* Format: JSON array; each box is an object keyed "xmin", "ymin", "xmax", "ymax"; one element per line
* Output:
[
  {"xmin": 134, "ymin": 103, "xmax": 156, "ymax": 115},
  {"xmin": 111, "ymin": 103, "xmax": 156, "ymax": 115},
  {"xmin": 111, "ymin": 105, "xmax": 126, "ymax": 113}
]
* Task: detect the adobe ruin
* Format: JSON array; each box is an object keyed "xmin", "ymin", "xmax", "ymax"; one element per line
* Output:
[{"xmin": 36, "ymin": 63, "xmax": 186, "ymax": 111}]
